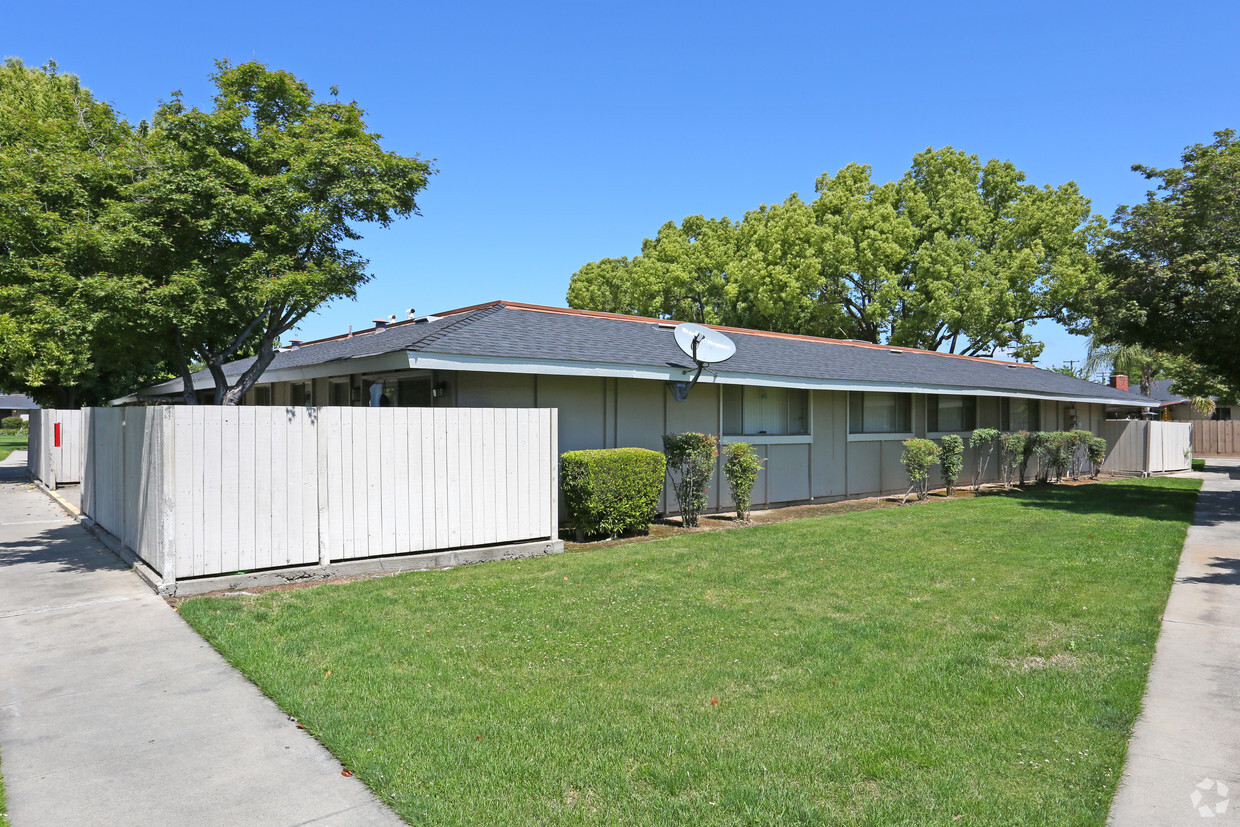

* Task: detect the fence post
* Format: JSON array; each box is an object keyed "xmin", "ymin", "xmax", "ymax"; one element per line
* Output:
[
  {"xmin": 48, "ymin": 413, "xmax": 58, "ymax": 490},
  {"xmin": 316, "ymin": 408, "xmax": 331, "ymax": 568},
  {"xmin": 549, "ymin": 408, "xmax": 559, "ymax": 541},
  {"xmin": 159, "ymin": 407, "xmax": 178, "ymax": 591}
]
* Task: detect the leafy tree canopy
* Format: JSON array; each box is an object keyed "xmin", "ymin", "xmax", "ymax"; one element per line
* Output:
[
  {"xmin": 568, "ymin": 147, "xmax": 1104, "ymax": 359},
  {"xmin": 1095, "ymin": 130, "xmax": 1240, "ymax": 393},
  {"xmin": 0, "ymin": 58, "xmax": 434, "ymax": 406},
  {"xmin": 0, "ymin": 59, "xmax": 166, "ymax": 406},
  {"xmin": 129, "ymin": 60, "xmax": 435, "ymax": 404}
]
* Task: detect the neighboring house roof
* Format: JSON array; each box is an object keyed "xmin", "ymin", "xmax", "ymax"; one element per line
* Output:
[
  {"xmin": 0, "ymin": 393, "xmax": 40, "ymax": 410},
  {"xmin": 132, "ymin": 301, "xmax": 1154, "ymax": 407},
  {"xmin": 1143, "ymin": 379, "xmax": 1188, "ymax": 407}
]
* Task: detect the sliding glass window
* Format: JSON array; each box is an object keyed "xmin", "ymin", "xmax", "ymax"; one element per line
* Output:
[
  {"xmin": 927, "ymin": 394, "xmax": 977, "ymax": 433},
  {"xmin": 722, "ymin": 386, "xmax": 809, "ymax": 436},
  {"xmin": 849, "ymin": 392, "xmax": 912, "ymax": 435}
]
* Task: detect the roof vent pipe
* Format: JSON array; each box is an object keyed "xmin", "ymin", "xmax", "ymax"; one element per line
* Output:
[
  {"xmin": 373, "ymin": 318, "xmax": 388, "ymax": 331},
  {"xmin": 289, "ymin": 339, "xmax": 302, "ymax": 350}
]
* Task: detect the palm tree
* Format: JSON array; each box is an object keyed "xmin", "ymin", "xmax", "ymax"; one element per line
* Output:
[
  {"xmin": 1083, "ymin": 340, "xmax": 1159, "ymax": 396},
  {"xmin": 1084, "ymin": 338, "xmax": 1216, "ymax": 415}
]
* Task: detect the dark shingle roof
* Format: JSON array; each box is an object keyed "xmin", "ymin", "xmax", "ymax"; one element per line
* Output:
[
  {"xmin": 153, "ymin": 301, "xmax": 1153, "ymax": 405},
  {"xmin": 0, "ymin": 393, "xmax": 39, "ymax": 410},
  {"xmin": 1144, "ymin": 379, "xmax": 1187, "ymax": 405}
]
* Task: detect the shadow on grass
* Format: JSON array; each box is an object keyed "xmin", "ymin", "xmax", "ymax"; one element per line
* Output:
[
  {"xmin": 1178, "ymin": 556, "xmax": 1240, "ymax": 586},
  {"xmin": 996, "ymin": 480, "xmax": 1202, "ymax": 524}
]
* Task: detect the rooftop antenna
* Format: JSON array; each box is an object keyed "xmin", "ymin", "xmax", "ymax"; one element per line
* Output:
[{"xmin": 667, "ymin": 322, "xmax": 736, "ymax": 402}]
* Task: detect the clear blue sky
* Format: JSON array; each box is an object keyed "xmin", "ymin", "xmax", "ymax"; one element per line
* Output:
[{"xmin": 9, "ymin": 1, "xmax": 1240, "ymax": 371}]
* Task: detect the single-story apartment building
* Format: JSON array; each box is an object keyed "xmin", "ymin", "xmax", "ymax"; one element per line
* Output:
[
  {"xmin": 0, "ymin": 393, "xmax": 39, "ymax": 422},
  {"xmin": 126, "ymin": 301, "xmax": 1151, "ymax": 513}
]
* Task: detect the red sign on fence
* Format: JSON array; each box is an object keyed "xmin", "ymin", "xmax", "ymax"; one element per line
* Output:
[{"xmin": 54, "ymin": 422, "xmax": 61, "ymax": 448}]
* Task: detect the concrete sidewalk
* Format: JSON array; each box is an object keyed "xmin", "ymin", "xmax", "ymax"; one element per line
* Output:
[
  {"xmin": 0, "ymin": 452, "xmax": 405, "ymax": 826},
  {"xmin": 1110, "ymin": 458, "xmax": 1240, "ymax": 825}
]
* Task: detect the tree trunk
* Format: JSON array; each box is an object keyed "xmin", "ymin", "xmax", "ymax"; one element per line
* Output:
[
  {"xmin": 174, "ymin": 332, "xmax": 197, "ymax": 405},
  {"xmin": 221, "ymin": 342, "xmax": 277, "ymax": 406}
]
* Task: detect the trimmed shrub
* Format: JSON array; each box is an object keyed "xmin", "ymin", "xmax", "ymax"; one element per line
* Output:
[
  {"xmin": 723, "ymin": 442, "xmax": 764, "ymax": 522},
  {"xmin": 998, "ymin": 431, "xmax": 1028, "ymax": 489},
  {"xmin": 1037, "ymin": 431, "xmax": 1074, "ymax": 483},
  {"xmin": 900, "ymin": 437, "xmax": 941, "ymax": 503},
  {"xmin": 662, "ymin": 432, "xmax": 719, "ymax": 527},
  {"xmin": 1022, "ymin": 431, "xmax": 1046, "ymax": 485},
  {"xmin": 1067, "ymin": 430, "xmax": 1094, "ymax": 479},
  {"xmin": 968, "ymin": 428, "xmax": 1000, "ymax": 492},
  {"xmin": 1, "ymin": 416, "xmax": 24, "ymax": 430},
  {"xmin": 939, "ymin": 434, "xmax": 964, "ymax": 496},
  {"xmin": 560, "ymin": 448, "xmax": 666, "ymax": 539},
  {"xmin": 1087, "ymin": 436, "xmax": 1108, "ymax": 479}
]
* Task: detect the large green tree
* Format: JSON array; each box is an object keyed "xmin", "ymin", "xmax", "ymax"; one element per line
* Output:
[
  {"xmin": 1, "ymin": 59, "xmax": 433, "ymax": 407},
  {"xmin": 568, "ymin": 148, "xmax": 1103, "ymax": 358},
  {"xmin": 0, "ymin": 60, "xmax": 167, "ymax": 406},
  {"xmin": 1096, "ymin": 130, "xmax": 1240, "ymax": 391},
  {"xmin": 129, "ymin": 60, "xmax": 435, "ymax": 404}
]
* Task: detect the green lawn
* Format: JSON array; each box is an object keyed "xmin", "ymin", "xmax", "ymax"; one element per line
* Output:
[
  {"xmin": 0, "ymin": 433, "xmax": 27, "ymax": 462},
  {"xmin": 180, "ymin": 477, "xmax": 1200, "ymax": 826},
  {"xmin": 1193, "ymin": 458, "xmax": 1206, "ymax": 472},
  {"xmin": 0, "ymin": 750, "xmax": 8, "ymax": 827}
]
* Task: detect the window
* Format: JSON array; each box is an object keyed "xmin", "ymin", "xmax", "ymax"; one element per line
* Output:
[
  {"xmin": 1001, "ymin": 398, "xmax": 1041, "ymax": 431},
  {"xmin": 289, "ymin": 382, "xmax": 312, "ymax": 407},
  {"xmin": 252, "ymin": 385, "xmax": 272, "ymax": 406},
  {"xmin": 927, "ymin": 394, "xmax": 976, "ymax": 433},
  {"xmin": 328, "ymin": 381, "xmax": 351, "ymax": 406},
  {"xmin": 722, "ymin": 386, "xmax": 809, "ymax": 436},
  {"xmin": 372, "ymin": 375, "xmax": 435, "ymax": 407},
  {"xmin": 849, "ymin": 391, "xmax": 912, "ymax": 435}
]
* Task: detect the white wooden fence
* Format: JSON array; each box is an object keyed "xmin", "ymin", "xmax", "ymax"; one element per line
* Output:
[
  {"xmin": 1101, "ymin": 420, "xmax": 1193, "ymax": 474},
  {"xmin": 39, "ymin": 406, "xmax": 557, "ymax": 586},
  {"xmin": 26, "ymin": 409, "xmax": 85, "ymax": 487}
]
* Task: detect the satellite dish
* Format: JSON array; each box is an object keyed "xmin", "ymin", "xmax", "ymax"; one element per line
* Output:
[
  {"xmin": 674, "ymin": 323, "xmax": 737, "ymax": 365},
  {"xmin": 667, "ymin": 323, "xmax": 736, "ymax": 402}
]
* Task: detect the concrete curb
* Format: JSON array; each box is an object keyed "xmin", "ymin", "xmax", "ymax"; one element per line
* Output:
[{"xmin": 167, "ymin": 538, "xmax": 565, "ymax": 597}]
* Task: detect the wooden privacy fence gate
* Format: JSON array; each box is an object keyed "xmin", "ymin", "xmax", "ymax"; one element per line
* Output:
[
  {"xmin": 27, "ymin": 409, "xmax": 85, "ymax": 487},
  {"xmin": 48, "ymin": 406, "xmax": 558, "ymax": 589},
  {"xmin": 1192, "ymin": 421, "xmax": 1240, "ymax": 457},
  {"xmin": 1100, "ymin": 420, "xmax": 1193, "ymax": 474}
]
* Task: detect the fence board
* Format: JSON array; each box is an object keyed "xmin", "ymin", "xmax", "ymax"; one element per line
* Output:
[
  {"xmin": 67, "ymin": 406, "xmax": 556, "ymax": 583},
  {"xmin": 1194, "ymin": 421, "xmax": 1240, "ymax": 457},
  {"xmin": 1102, "ymin": 420, "xmax": 1192, "ymax": 473}
]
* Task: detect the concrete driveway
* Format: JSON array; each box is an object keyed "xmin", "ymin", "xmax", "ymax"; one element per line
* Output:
[{"xmin": 0, "ymin": 451, "xmax": 405, "ymax": 826}]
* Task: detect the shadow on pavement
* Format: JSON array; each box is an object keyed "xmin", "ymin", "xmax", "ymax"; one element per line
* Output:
[
  {"xmin": 0, "ymin": 465, "xmax": 30, "ymax": 483},
  {"xmin": 0, "ymin": 522, "xmax": 126, "ymax": 573},
  {"xmin": 1177, "ymin": 556, "xmax": 1240, "ymax": 586}
]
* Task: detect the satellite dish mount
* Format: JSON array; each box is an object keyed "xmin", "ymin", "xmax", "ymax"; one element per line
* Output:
[{"xmin": 667, "ymin": 323, "xmax": 737, "ymax": 402}]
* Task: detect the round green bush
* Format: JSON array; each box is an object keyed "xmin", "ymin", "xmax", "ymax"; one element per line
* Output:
[{"xmin": 561, "ymin": 448, "xmax": 666, "ymax": 539}]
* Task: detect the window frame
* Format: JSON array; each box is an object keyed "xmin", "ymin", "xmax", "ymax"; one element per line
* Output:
[
  {"xmin": 1001, "ymin": 397, "xmax": 1042, "ymax": 432},
  {"xmin": 847, "ymin": 391, "xmax": 914, "ymax": 440},
  {"xmin": 719, "ymin": 385, "xmax": 813, "ymax": 443},
  {"xmin": 926, "ymin": 393, "xmax": 977, "ymax": 436}
]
